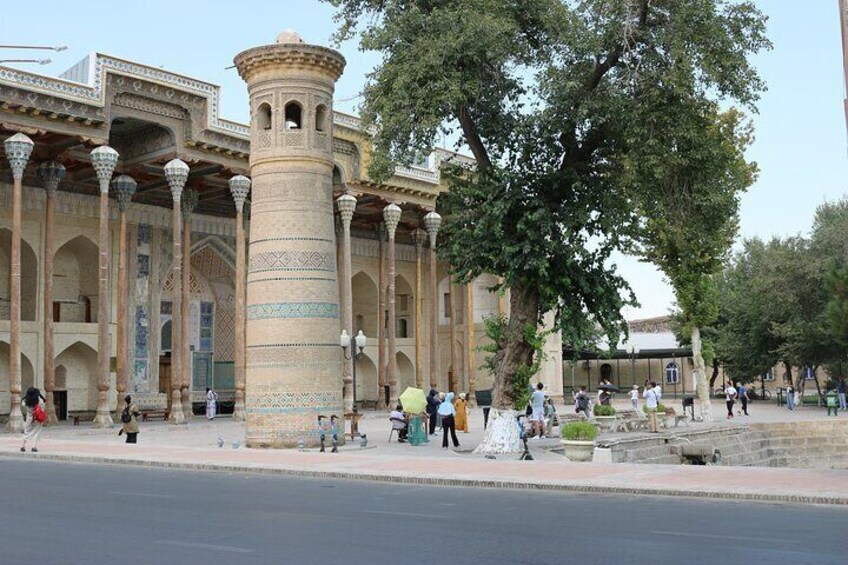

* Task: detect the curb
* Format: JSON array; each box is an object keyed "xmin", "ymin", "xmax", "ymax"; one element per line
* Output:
[{"xmin": 2, "ymin": 451, "xmax": 847, "ymax": 506}]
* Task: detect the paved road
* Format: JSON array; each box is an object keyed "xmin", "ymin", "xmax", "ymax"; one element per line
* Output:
[{"xmin": 1, "ymin": 459, "xmax": 845, "ymax": 565}]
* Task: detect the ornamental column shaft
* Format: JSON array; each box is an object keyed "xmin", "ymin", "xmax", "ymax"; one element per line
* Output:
[
  {"xmin": 376, "ymin": 223, "xmax": 387, "ymax": 407},
  {"xmin": 180, "ymin": 189, "xmax": 198, "ymax": 420},
  {"xmin": 412, "ymin": 229, "xmax": 427, "ymax": 388},
  {"xmin": 235, "ymin": 32, "xmax": 346, "ymax": 447},
  {"xmin": 465, "ymin": 281, "xmax": 476, "ymax": 405},
  {"xmin": 112, "ymin": 174, "xmax": 136, "ymax": 414},
  {"xmin": 424, "ymin": 212, "xmax": 441, "ymax": 390},
  {"xmin": 4, "ymin": 134, "xmax": 33, "ymax": 432},
  {"xmin": 38, "ymin": 161, "xmax": 65, "ymax": 424},
  {"xmin": 164, "ymin": 159, "xmax": 189, "ymax": 425},
  {"xmin": 91, "ymin": 145, "xmax": 119, "ymax": 427},
  {"xmin": 449, "ymin": 278, "xmax": 458, "ymax": 392},
  {"xmin": 383, "ymin": 203, "xmax": 401, "ymax": 408},
  {"xmin": 229, "ymin": 176, "xmax": 251, "ymax": 421},
  {"xmin": 337, "ymin": 194, "xmax": 356, "ymax": 412}
]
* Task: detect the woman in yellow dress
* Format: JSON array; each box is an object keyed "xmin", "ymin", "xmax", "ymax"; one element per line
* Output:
[{"xmin": 454, "ymin": 392, "xmax": 469, "ymax": 433}]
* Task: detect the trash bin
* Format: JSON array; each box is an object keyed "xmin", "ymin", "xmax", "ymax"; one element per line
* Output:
[{"xmin": 475, "ymin": 389, "xmax": 492, "ymax": 429}]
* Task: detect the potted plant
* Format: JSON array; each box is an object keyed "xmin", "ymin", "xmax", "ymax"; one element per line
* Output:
[
  {"xmin": 593, "ymin": 404, "xmax": 617, "ymax": 431},
  {"xmin": 560, "ymin": 421, "xmax": 598, "ymax": 462}
]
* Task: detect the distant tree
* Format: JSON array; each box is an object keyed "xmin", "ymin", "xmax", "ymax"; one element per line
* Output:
[{"xmin": 327, "ymin": 0, "xmax": 769, "ymax": 451}]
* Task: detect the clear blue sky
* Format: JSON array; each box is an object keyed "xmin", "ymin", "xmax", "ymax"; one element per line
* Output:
[{"xmin": 2, "ymin": 1, "xmax": 845, "ymax": 319}]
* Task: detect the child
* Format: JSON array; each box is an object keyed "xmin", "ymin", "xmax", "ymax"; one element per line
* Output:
[{"xmin": 630, "ymin": 385, "xmax": 639, "ymax": 409}]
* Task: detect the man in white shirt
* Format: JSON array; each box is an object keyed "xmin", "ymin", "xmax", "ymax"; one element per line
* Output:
[
  {"xmin": 390, "ymin": 404, "xmax": 408, "ymax": 442},
  {"xmin": 724, "ymin": 382, "xmax": 737, "ymax": 420},
  {"xmin": 643, "ymin": 381, "xmax": 659, "ymax": 433},
  {"xmin": 529, "ymin": 382, "xmax": 546, "ymax": 438}
]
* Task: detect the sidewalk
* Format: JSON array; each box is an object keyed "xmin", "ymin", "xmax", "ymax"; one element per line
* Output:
[{"xmin": 2, "ymin": 403, "xmax": 847, "ymax": 506}]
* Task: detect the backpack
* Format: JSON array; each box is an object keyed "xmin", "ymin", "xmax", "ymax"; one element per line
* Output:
[
  {"xmin": 121, "ymin": 406, "xmax": 132, "ymax": 424},
  {"xmin": 577, "ymin": 395, "xmax": 589, "ymax": 410},
  {"xmin": 33, "ymin": 404, "xmax": 46, "ymax": 424}
]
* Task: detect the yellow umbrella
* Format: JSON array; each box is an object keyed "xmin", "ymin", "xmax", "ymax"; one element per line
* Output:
[{"xmin": 399, "ymin": 387, "xmax": 427, "ymax": 414}]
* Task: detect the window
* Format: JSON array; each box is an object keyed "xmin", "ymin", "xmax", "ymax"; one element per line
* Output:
[
  {"xmin": 399, "ymin": 294, "xmax": 409, "ymax": 312},
  {"xmin": 762, "ymin": 368, "xmax": 775, "ymax": 381},
  {"xmin": 284, "ymin": 102, "xmax": 302, "ymax": 130},
  {"xmin": 804, "ymin": 366, "xmax": 815, "ymax": 380},
  {"xmin": 397, "ymin": 318, "xmax": 408, "ymax": 338},
  {"xmin": 444, "ymin": 293, "xmax": 451, "ymax": 318},
  {"xmin": 315, "ymin": 104, "xmax": 327, "ymax": 132},
  {"xmin": 257, "ymin": 103, "xmax": 272, "ymax": 130},
  {"xmin": 665, "ymin": 362, "xmax": 680, "ymax": 385}
]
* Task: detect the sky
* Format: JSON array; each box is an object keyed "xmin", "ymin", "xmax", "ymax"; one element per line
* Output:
[{"xmin": 1, "ymin": 1, "xmax": 846, "ymax": 320}]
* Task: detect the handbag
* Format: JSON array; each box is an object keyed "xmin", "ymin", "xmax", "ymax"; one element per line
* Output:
[{"xmin": 33, "ymin": 404, "xmax": 46, "ymax": 424}]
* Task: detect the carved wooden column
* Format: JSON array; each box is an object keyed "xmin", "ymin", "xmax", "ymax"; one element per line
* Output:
[
  {"xmin": 112, "ymin": 174, "xmax": 137, "ymax": 414},
  {"xmin": 424, "ymin": 211, "xmax": 441, "ymax": 390},
  {"xmin": 3, "ymin": 134, "xmax": 33, "ymax": 432},
  {"xmin": 383, "ymin": 203, "xmax": 401, "ymax": 408},
  {"xmin": 337, "ymin": 193, "xmax": 356, "ymax": 412},
  {"xmin": 412, "ymin": 228, "xmax": 427, "ymax": 388},
  {"xmin": 37, "ymin": 161, "xmax": 65, "ymax": 424},
  {"xmin": 164, "ymin": 159, "xmax": 189, "ymax": 425},
  {"xmin": 179, "ymin": 189, "xmax": 198, "ymax": 419},
  {"xmin": 449, "ymin": 277, "xmax": 458, "ymax": 392},
  {"xmin": 376, "ymin": 223, "xmax": 387, "ymax": 407},
  {"xmin": 229, "ymin": 175, "xmax": 250, "ymax": 421},
  {"xmin": 465, "ymin": 280, "xmax": 476, "ymax": 405},
  {"xmin": 89, "ymin": 146, "xmax": 120, "ymax": 427}
]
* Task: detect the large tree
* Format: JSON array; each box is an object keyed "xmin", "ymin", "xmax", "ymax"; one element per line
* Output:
[
  {"xmin": 327, "ymin": 0, "xmax": 768, "ymax": 451},
  {"xmin": 627, "ymin": 105, "xmax": 757, "ymax": 421}
]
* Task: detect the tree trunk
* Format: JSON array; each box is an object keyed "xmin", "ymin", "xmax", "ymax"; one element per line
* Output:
[
  {"xmin": 691, "ymin": 325, "xmax": 713, "ymax": 422},
  {"xmin": 709, "ymin": 358, "xmax": 720, "ymax": 389},
  {"xmin": 475, "ymin": 282, "xmax": 539, "ymax": 454},
  {"xmin": 812, "ymin": 365, "xmax": 823, "ymax": 406}
]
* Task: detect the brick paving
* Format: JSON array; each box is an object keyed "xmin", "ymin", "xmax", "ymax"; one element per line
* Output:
[{"xmin": 1, "ymin": 401, "xmax": 847, "ymax": 505}]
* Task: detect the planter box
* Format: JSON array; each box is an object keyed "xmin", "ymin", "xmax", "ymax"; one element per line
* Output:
[{"xmin": 561, "ymin": 439, "xmax": 596, "ymax": 462}]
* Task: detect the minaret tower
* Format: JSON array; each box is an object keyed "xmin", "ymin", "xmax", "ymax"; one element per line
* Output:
[{"xmin": 234, "ymin": 31, "xmax": 346, "ymax": 447}]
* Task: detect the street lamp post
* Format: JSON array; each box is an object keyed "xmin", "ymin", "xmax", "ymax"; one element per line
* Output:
[
  {"xmin": 626, "ymin": 344, "xmax": 640, "ymax": 385},
  {"xmin": 340, "ymin": 330, "xmax": 367, "ymax": 408}
]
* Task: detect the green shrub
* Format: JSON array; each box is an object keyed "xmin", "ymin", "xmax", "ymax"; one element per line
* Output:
[
  {"xmin": 561, "ymin": 421, "xmax": 598, "ymax": 442},
  {"xmin": 642, "ymin": 402, "xmax": 667, "ymax": 414},
  {"xmin": 593, "ymin": 404, "xmax": 616, "ymax": 416}
]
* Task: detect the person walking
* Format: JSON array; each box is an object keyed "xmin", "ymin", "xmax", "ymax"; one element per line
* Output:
[
  {"xmin": 438, "ymin": 392, "xmax": 460, "ymax": 449},
  {"xmin": 529, "ymin": 382, "xmax": 546, "ymax": 438},
  {"xmin": 454, "ymin": 393, "xmax": 469, "ymax": 433},
  {"xmin": 629, "ymin": 385, "xmax": 639, "ymax": 410},
  {"xmin": 786, "ymin": 382, "xmax": 796, "ymax": 411},
  {"xmin": 838, "ymin": 377, "xmax": 847, "ymax": 411},
  {"xmin": 724, "ymin": 381, "xmax": 737, "ymax": 419},
  {"xmin": 205, "ymin": 387, "xmax": 218, "ymax": 420},
  {"xmin": 736, "ymin": 382, "xmax": 749, "ymax": 416},
  {"xmin": 642, "ymin": 381, "xmax": 659, "ymax": 433},
  {"xmin": 20, "ymin": 387, "xmax": 46, "ymax": 453},
  {"xmin": 120, "ymin": 395, "xmax": 140, "ymax": 444},
  {"xmin": 426, "ymin": 389, "xmax": 440, "ymax": 435},
  {"xmin": 574, "ymin": 386, "xmax": 592, "ymax": 420}
]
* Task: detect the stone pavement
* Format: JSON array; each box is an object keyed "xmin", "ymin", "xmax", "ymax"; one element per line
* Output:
[{"xmin": 1, "ymin": 401, "xmax": 847, "ymax": 506}]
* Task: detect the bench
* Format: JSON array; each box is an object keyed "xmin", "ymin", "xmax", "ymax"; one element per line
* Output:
[
  {"xmin": 141, "ymin": 409, "xmax": 169, "ymax": 422},
  {"xmin": 70, "ymin": 414, "xmax": 93, "ymax": 426}
]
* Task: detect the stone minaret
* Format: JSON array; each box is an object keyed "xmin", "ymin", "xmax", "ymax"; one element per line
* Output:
[{"xmin": 234, "ymin": 31, "xmax": 346, "ymax": 448}]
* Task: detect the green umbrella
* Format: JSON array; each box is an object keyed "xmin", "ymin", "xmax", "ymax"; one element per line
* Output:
[{"xmin": 399, "ymin": 387, "xmax": 427, "ymax": 414}]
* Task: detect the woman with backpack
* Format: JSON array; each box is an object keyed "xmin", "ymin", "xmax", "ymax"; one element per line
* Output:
[
  {"xmin": 120, "ymin": 395, "xmax": 141, "ymax": 444},
  {"xmin": 21, "ymin": 387, "xmax": 47, "ymax": 453}
]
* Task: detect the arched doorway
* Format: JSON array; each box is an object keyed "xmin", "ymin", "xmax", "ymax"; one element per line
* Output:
[
  {"xmin": 0, "ymin": 341, "xmax": 35, "ymax": 415},
  {"xmin": 352, "ymin": 271, "xmax": 379, "ymax": 337},
  {"xmin": 54, "ymin": 342, "xmax": 98, "ymax": 413},
  {"xmin": 0, "ymin": 228, "xmax": 38, "ymax": 321},
  {"xmin": 396, "ymin": 351, "xmax": 415, "ymax": 393},
  {"xmin": 52, "ymin": 235, "xmax": 99, "ymax": 322},
  {"xmin": 354, "ymin": 354, "xmax": 378, "ymax": 405},
  {"xmin": 394, "ymin": 275, "xmax": 414, "ymax": 338}
]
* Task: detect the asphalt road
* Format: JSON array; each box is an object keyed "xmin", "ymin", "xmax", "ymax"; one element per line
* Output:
[{"xmin": 0, "ymin": 458, "xmax": 846, "ymax": 565}]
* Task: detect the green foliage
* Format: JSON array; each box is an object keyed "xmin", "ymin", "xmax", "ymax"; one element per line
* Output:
[
  {"xmin": 326, "ymin": 0, "xmax": 770, "ymax": 403},
  {"xmin": 561, "ymin": 421, "xmax": 598, "ymax": 442},
  {"xmin": 479, "ymin": 315, "xmax": 544, "ymax": 410},
  {"xmin": 593, "ymin": 404, "xmax": 616, "ymax": 417}
]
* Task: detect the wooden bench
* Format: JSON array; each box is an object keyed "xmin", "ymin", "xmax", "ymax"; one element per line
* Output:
[
  {"xmin": 141, "ymin": 409, "xmax": 169, "ymax": 422},
  {"xmin": 71, "ymin": 414, "xmax": 94, "ymax": 426}
]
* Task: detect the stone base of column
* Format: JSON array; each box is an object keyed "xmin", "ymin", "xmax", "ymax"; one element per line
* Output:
[
  {"xmin": 92, "ymin": 392, "xmax": 114, "ymax": 428},
  {"xmin": 181, "ymin": 388, "xmax": 193, "ymax": 420},
  {"xmin": 168, "ymin": 391, "xmax": 186, "ymax": 424},
  {"xmin": 467, "ymin": 396, "xmax": 478, "ymax": 408},
  {"xmin": 6, "ymin": 409, "xmax": 24, "ymax": 432},
  {"xmin": 232, "ymin": 390, "xmax": 246, "ymax": 421},
  {"xmin": 114, "ymin": 389, "xmax": 125, "ymax": 415},
  {"xmin": 46, "ymin": 391, "xmax": 59, "ymax": 425}
]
